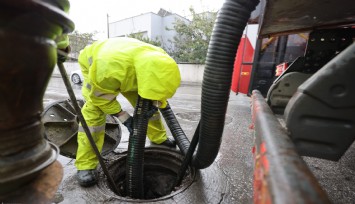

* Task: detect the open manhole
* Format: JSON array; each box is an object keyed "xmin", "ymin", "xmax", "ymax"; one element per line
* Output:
[
  {"xmin": 42, "ymin": 99, "xmax": 121, "ymax": 158},
  {"xmin": 97, "ymin": 148, "xmax": 196, "ymax": 202}
]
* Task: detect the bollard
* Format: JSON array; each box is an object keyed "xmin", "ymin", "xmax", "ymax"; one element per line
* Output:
[{"xmin": 0, "ymin": 0, "xmax": 74, "ymax": 201}]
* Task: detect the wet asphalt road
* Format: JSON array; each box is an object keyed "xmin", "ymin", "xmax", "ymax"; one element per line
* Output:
[
  {"xmin": 44, "ymin": 75, "xmax": 355, "ymax": 203},
  {"xmin": 45, "ymin": 76, "xmax": 254, "ymax": 204}
]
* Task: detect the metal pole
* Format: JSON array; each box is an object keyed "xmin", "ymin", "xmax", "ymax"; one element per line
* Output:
[
  {"xmin": 57, "ymin": 61, "xmax": 120, "ymax": 195},
  {"xmin": 107, "ymin": 13, "xmax": 110, "ymax": 39},
  {"xmin": 251, "ymin": 90, "xmax": 330, "ymax": 203}
]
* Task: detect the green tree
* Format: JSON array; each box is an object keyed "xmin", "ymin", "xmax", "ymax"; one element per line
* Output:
[
  {"xmin": 128, "ymin": 32, "xmax": 162, "ymax": 47},
  {"xmin": 68, "ymin": 30, "xmax": 96, "ymax": 60},
  {"xmin": 170, "ymin": 8, "xmax": 217, "ymax": 64}
]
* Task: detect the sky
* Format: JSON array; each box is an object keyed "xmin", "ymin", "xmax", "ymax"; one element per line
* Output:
[{"xmin": 68, "ymin": 0, "xmax": 225, "ymax": 39}]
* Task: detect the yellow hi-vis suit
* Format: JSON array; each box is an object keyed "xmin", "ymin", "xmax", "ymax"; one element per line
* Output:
[
  {"xmin": 75, "ymin": 37, "xmax": 181, "ymax": 170},
  {"xmin": 55, "ymin": 0, "xmax": 70, "ymax": 52}
]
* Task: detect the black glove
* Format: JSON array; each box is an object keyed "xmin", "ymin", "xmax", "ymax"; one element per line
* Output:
[
  {"xmin": 57, "ymin": 46, "xmax": 71, "ymax": 63},
  {"xmin": 145, "ymin": 106, "xmax": 158, "ymax": 119},
  {"xmin": 57, "ymin": 53, "xmax": 67, "ymax": 63},
  {"xmin": 122, "ymin": 116, "xmax": 133, "ymax": 134},
  {"xmin": 116, "ymin": 111, "xmax": 134, "ymax": 134}
]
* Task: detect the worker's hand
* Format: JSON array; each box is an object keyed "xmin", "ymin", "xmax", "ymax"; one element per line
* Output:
[
  {"xmin": 115, "ymin": 111, "xmax": 133, "ymax": 134},
  {"xmin": 145, "ymin": 106, "xmax": 158, "ymax": 119},
  {"xmin": 122, "ymin": 116, "xmax": 133, "ymax": 135},
  {"xmin": 57, "ymin": 46, "xmax": 71, "ymax": 63}
]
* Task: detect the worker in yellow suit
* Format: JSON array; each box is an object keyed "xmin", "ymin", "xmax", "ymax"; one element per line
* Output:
[
  {"xmin": 76, "ymin": 37, "xmax": 181, "ymax": 187},
  {"xmin": 77, "ymin": 41, "xmax": 94, "ymax": 100},
  {"xmin": 54, "ymin": 0, "xmax": 71, "ymax": 63}
]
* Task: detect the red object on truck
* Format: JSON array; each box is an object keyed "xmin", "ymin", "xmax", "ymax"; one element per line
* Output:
[
  {"xmin": 275, "ymin": 62, "xmax": 288, "ymax": 76},
  {"xmin": 231, "ymin": 34, "xmax": 254, "ymax": 94}
]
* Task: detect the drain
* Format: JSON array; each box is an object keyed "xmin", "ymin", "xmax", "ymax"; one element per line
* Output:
[
  {"xmin": 176, "ymin": 111, "xmax": 233, "ymax": 124},
  {"xmin": 97, "ymin": 147, "xmax": 195, "ymax": 202},
  {"xmin": 176, "ymin": 112, "xmax": 201, "ymax": 122}
]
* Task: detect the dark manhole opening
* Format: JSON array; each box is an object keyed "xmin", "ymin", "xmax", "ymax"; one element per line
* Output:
[{"xmin": 97, "ymin": 147, "xmax": 196, "ymax": 201}]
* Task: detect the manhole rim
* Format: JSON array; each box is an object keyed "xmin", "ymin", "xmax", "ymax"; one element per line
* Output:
[{"xmin": 96, "ymin": 147, "xmax": 196, "ymax": 202}]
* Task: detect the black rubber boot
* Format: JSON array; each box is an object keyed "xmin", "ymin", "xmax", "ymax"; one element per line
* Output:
[
  {"xmin": 76, "ymin": 169, "xmax": 97, "ymax": 187},
  {"xmin": 160, "ymin": 137, "xmax": 176, "ymax": 148}
]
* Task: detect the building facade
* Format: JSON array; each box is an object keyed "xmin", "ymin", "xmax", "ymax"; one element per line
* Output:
[{"xmin": 108, "ymin": 9, "xmax": 189, "ymax": 52}]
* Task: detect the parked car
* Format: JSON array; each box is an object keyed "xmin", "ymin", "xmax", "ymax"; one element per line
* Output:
[{"xmin": 70, "ymin": 70, "xmax": 83, "ymax": 84}]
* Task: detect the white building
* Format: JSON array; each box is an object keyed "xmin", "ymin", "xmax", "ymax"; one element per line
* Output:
[{"xmin": 108, "ymin": 8, "xmax": 189, "ymax": 52}]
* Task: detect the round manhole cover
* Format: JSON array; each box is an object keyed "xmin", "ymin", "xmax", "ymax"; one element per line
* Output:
[
  {"xmin": 176, "ymin": 112, "xmax": 200, "ymax": 122},
  {"xmin": 176, "ymin": 111, "xmax": 233, "ymax": 124},
  {"xmin": 42, "ymin": 99, "xmax": 121, "ymax": 158}
]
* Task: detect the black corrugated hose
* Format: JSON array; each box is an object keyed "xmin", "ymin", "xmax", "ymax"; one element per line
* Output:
[
  {"xmin": 192, "ymin": 0, "xmax": 259, "ymax": 169},
  {"xmin": 126, "ymin": 0, "xmax": 260, "ymax": 197},
  {"xmin": 162, "ymin": 0, "xmax": 260, "ymax": 188},
  {"xmin": 159, "ymin": 103, "xmax": 190, "ymax": 155},
  {"xmin": 160, "ymin": 0, "xmax": 259, "ymax": 169},
  {"xmin": 126, "ymin": 96, "xmax": 152, "ymax": 198}
]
